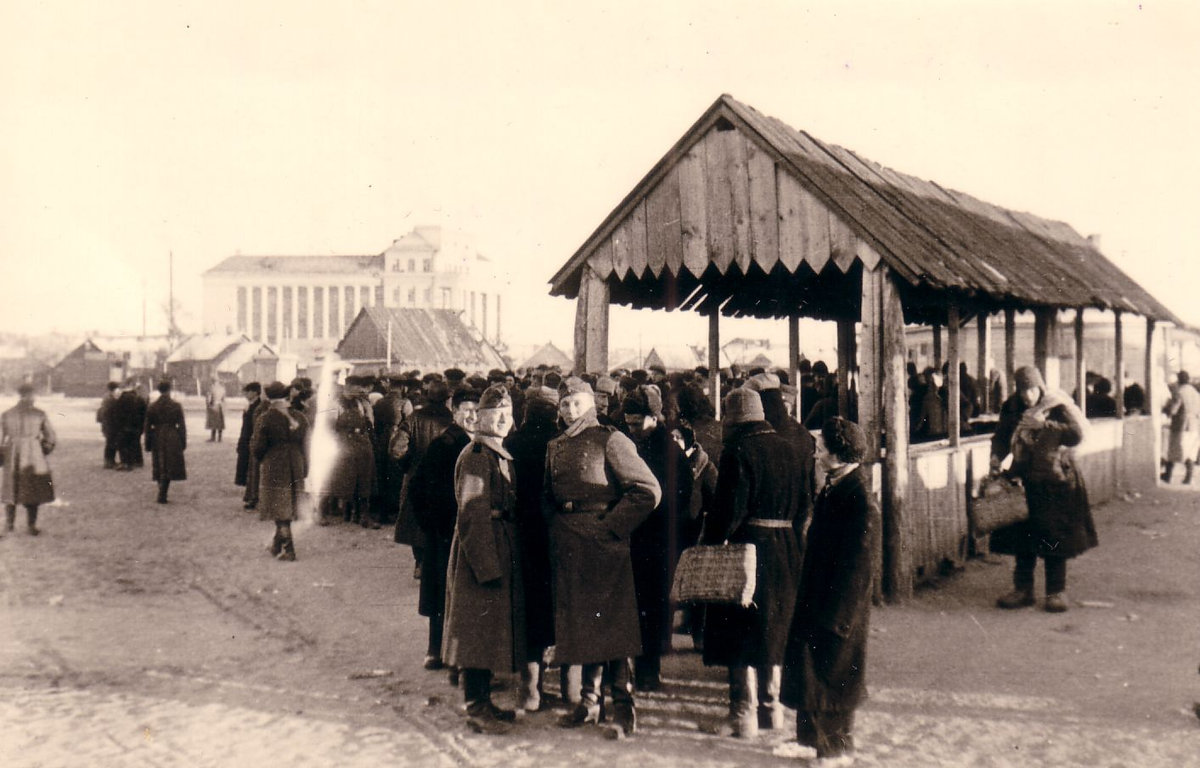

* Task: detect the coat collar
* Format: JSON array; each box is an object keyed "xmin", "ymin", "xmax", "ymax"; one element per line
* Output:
[{"xmin": 473, "ymin": 433, "xmax": 513, "ymax": 460}]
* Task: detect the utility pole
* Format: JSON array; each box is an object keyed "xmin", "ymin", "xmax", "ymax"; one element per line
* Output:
[{"xmin": 169, "ymin": 251, "xmax": 176, "ymax": 339}]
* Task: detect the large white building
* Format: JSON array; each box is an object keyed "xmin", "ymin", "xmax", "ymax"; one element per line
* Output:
[{"xmin": 201, "ymin": 226, "xmax": 504, "ymax": 364}]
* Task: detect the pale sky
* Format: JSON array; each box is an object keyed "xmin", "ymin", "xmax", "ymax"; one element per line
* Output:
[{"xmin": 3, "ymin": 1, "xmax": 1197, "ymax": 356}]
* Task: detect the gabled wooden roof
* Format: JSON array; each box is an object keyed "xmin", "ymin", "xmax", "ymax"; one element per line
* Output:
[
  {"xmin": 336, "ymin": 306, "xmax": 505, "ymax": 370},
  {"xmin": 549, "ymin": 94, "xmax": 1179, "ymax": 325}
]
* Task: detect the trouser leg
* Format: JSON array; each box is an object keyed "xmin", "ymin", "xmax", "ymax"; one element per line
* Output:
[
  {"xmin": 608, "ymin": 657, "xmax": 637, "ymax": 736},
  {"xmin": 560, "ymin": 664, "xmax": 582, "ymax": 705},
  {"xmin": 5, "ymin": 504, "xmax": 15, "ymax": 532},
  {"xmin": 278, "ymin": 522, "xmax": 295, "ymax": 560},
  {"xmin": 462, "ymin": 668, "xmax": 492, "ymax": 709},
  {"xmin": 104, "ymin": 438, "xmax": 117, "ymax": 467},
  {"xmin": 758, "ymin": 664, "xmax": 784, "ymax": 730},
  {"xmin": 1185, "ymin": 460, "xmax": 1195, "ymax": 484},
  {"xmin": 1044, "ymin": 556, "xmax": 1068, "ymax": 594},
  {"xmin": 1162, "ymin": 461, "xmax": 1174, "ymax": 482},
  {"xmin": 1013, "ymin": 553, "xmax": 1037, "ymax": 592},
  {"xmin": 158, "ymin": 479, "xmax": 170, "ymax": 503},
  {"xmin": 26, "ymin": 505, "xmax": 39, "ymax": 535},
  {"xmin": 428, "ymin": 613, "xmax": 444, "ymax": 658},
  {"xmin": 580, "ymin": 662, "xmax": 605, "ymax": 707}
]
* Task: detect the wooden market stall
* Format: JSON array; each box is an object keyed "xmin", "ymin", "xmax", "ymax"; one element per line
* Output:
[{"xmin": 548, "ymin": 94, "xmax": 1179, "ymax": 601}]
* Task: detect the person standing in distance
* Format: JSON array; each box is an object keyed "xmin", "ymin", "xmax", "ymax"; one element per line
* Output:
[
  {"xmin": 2, "ymin": 383, "xmax": 56, "ymax": 536},
  {"xmin": 144, "ymin": 379, "xmax": 187, "ymax": 504}
]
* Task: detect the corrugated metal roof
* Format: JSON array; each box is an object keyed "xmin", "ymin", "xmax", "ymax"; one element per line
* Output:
[
  {"xmin": 205, "ymin": 254, "xmax": 381, "ymax": 275},
  {"xmin": 336, "ymin": 306, "xmax": 506, "ymax": 371},
  {"xmin": 550, "ymin": 94, "xmax": 1179, "ymax": 324}
]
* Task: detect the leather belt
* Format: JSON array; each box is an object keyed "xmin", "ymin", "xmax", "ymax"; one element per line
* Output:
[{"xmin": 746, "ymin": 518, "xmax": 792, "ymax": 528}]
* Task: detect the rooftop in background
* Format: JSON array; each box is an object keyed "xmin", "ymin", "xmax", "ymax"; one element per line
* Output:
[{"xmin": 203, "ymin": 254, "xmax": 382, "ymax": 275}]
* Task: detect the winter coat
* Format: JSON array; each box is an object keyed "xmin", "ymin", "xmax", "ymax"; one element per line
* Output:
[
  {"xmin": 97, "ymin": 393, "xmax": 117, "ymax": 437},
  {"xmin": 1, "ymin": 403, "xmax": 56, "ymax": 506},
  {"xmin": 630, "ymin": 424, "xmax": 694, "ymax": 659},
  {"xmin": 990, "ymin": 390, "xmax": 1097, "ymax": 558},
  {"xmin": 111, "ymin": 390, "xmax": 146, "ymax": 465},
  {"xmin": 441, "ymin": 436, "xmax": 526, "ymax": 673},
  {"xmin": 504, "ymin": 411, "xmax": 559, "ymax": 652},
  {"xmin": 782, "ymin": 465, "xmax": 876, "ymax": 713},
  {"xmin": 144, "ymin": 395, "xmax": 187, "ymax": 482},
  {"xmin": 327, "ymin": 396, "xmax": 376, "ymax": 501},
  {"xmin": 411, "ymin": 423, "xmax": 471, "ymax": 618},
  {"xmin": 702, "ymin": 421, "xmax": 805, "ymax": 668},
  {"xmin": 205, "ymin": 383, "xmax": 226, "ymax": 431},
  {"xmin": 235, "ymin": 398, "xmax": 263, "ymax": 486},
  {"xmin": 393, "ymin": 403, "xmax": 453, "ymax": 546},
  {"xmin": 542, "ymin": 413, "xmax": 661, "ymax": 665},
  {"xmin": 251, "ymin": 403, "xmax": 309, "ymax": 522},
  {"xmin": 912, "ymin": 387, "xmax": 947, "ymax": 441},
  {"xmin": 1163, "ymin": 382, "xmax": 1200, "ymax": 462}
]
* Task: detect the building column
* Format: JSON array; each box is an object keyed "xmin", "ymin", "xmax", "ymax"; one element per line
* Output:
[
  {"xmin": 947, "ymin": 305, "xmax": 961, "ymax": 448},
  {"xmin": 1074, "ymin": 310, "xmax": 1086, "ymax": 411},
  {"xmin": 1114, "ymin": 311, "xmax": 1125, "ymax": 418},
  {"xmin": 572, "ymin": 265, "xmax": 610, "ymax": 375}
]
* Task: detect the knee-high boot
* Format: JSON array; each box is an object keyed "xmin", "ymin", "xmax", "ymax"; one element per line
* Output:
[
  {"xmin": 26, "ymin": 506, "xmax": 39, "ymax": 536},
  {"xmin": 5, "ymin": 504, "xmax": 15, "ymax": 533},
  {"xmin": 277, "ymin": 522, "xmax": 296, "ymax": 561}
]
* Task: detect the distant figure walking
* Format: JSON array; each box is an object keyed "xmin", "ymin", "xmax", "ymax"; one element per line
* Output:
[
  {"xmin": 2, "ymin": 383, "xmax": 57, "ymax": 536},
  {"xmin": 144, "ymin": 380, "xmax": 187, "ymax": 504},
  {"xmin": 97, "ymin": 381, "xmax": 120, "ymax": 468},
  {"xmin": 252, "ymin": 381, "xmax": 309, "ymax": 562},
  {"xmin": 206, "ymin": 378, "xmax": 226, "ymax": 442},
  {"xmin": 111, "ymin": 380, "xmax": 147, "ymax": 470}
]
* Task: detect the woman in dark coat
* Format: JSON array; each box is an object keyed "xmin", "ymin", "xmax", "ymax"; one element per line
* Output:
[
  {"xmin": 702, "ymin": 387, "xmax": 804, "ymax": 739},
  {"xmin": 144, "ymin": 380, "xmax": 187, "ymax": 504},
  {"xmin": 252, "ymin": 382, "xmax": 309, "ymax": 561},
  {"xmin": 782, "ymin": 417, "xmax": 877, "ymax": 761},
  {"xmin": 411, "ymin": 388, "xmax": 478, "ymax": 671},
  {"xmin": 503, "ymin": 387, "xmax": 561, "ymax": 711},
  {"xmin": 990, "ymin": 365, "xmax": 1096, "ymax": 612},
  {"xmin": 442, "ymin": 385, "xmax": 524, "ymax": 734}
]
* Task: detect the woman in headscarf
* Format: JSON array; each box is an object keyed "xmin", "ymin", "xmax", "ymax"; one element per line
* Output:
[
  {"xmin": 781, "ymin": 417, "xmax": 877, "ymax": 763},
  {"xmin": 1, "ymin": 383, "xmax": 56, "ymax": 536},
  {"xmin": 989, "ymin": 365, "xmax": 1096, "ymax": 613}
]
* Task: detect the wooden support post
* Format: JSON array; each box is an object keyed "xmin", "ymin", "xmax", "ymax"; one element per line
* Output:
[
  {"xmin": 1074, "ymin": 310, "xmax": 1086, "ymax": 411},
  {"xmin": 837, "ymin": 319, "xmax": 856, "ymax": 419},
  {"xmin": 788, "ymin": 315, "xmax": 801, "ymax": 394},
  {"xmin": 977, "ymin": 310, "xmax": 991, "ymax": 407},
  {"xmin": 1114, "ymin": 311, "xmax": 1125, "ymax": 418},
  {"xmin": 1034, "ymin": 307, "xmax": 1060, "ymax": 390},
  {"xmin": 572, "ymin": 266, "xmax": 610, "ymax": 374},
  {"xmin": 947, "ymin": 305, "xmax": 961, "ymax": 448},
  {"xmin": 932, "ymin": 323, "xmax": 943, "ymax": 368},
  {"xmin": 708, "ymin": 311, "xmax": 721, "ymax": 419},
  {"xmin": 1145, "ymin": 319, "xmax": 1156, "ymax": 416},
  {"xmin": 1004, "ymin": 308, "xmax": 1016, "ymax": 397},
  {"xmin": 861, "ymin": 267, "xmax": 912, "ymax": 602}
]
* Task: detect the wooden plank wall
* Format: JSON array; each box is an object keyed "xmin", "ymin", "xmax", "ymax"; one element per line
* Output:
[{"xmin": 586, "ymin": 125, "xmax": 866, "ymax": 282}]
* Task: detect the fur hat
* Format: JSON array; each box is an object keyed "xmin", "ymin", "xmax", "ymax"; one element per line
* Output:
[
  {"xmin": 723, "ymin": 387, "xmax": 765, "ymax": 424},
  {"xmin": 478, "ymin": 384, "xmax": 513, "ymax": 410},
  {"xmin": 745, "ymin": 372, "xmax": 781, "ymax": 392},
  {"xmin": 622, "ymin": 385, "xmax": 663, "ymax": 419},
  {"xmin": 594, "ymin": 375, "xmax": 618, "ymax": 396},
  {"xmin": 264, "ymin": 381, "xmax": 289, "ymax": 400},
  {"xmin": 525, "ymin": 385, "xmax": 560, "ymax": 406},
  {"xmin": 821, "ymin": 416, "xmax": 868, "ymax": 463},
  {"xmin": 1014, "ymin": 365, "xmax": 1045, "ymax": 392}
]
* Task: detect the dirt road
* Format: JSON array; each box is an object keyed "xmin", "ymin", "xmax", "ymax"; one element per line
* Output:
[{"xmin": 1, "ymin": 396, "xmax": 1198, "ymax": 767}]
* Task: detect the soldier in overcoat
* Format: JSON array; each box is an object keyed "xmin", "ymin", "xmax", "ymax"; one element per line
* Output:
[
  {"xmin": 990, "ymin": 365, "xmax": 1097, "ymax": 613},
  {"xmin": 543, "ymin": 377, "xmax": 660, "ymax": 739},
  {"xmin": 702, "ymin": 387, "xmax": 805, "ymax": 738},
  {"xmin": 393, "ymin": 380, "xmax": 454, "ymax": 570},
  {"xmin": 2, "ymin": 383, "xmax": 56, "ymax": 536},
  {"xmin": 144, "ymin": 380, "xmax": 187, "ymax": 504},
  {"xmin": 442, "ymin": 385, "xmax": 524, "ymax": 734},
  {"xmin": 411, "ymin": 387, "xmax": 478, "ymax": 671},
  {"xmin": 252, "ymin": 381, "xmax": 309, "ymax": 561},
  {"xmin": 781, "ymin": 417, "xmax": 877, "ymax": 762}
]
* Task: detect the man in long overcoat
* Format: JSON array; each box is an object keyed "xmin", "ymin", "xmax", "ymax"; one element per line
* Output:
[
  {"xmin": 97, "ymin": 381, "xmax": 120, "ymax": 469},
  {"xmin": 441, "ymin": 385, "xmax": 524, "ymax": 734},
  {"xmin": 2, "ymin": 383, "xmax": 56, "ymax": 536},
  {"xmin": 543, "ymin": 377, "xmax": 660, "ymax": 739},
  {"xmin": 111, "ymin": 380, "xmax": 147, "ymax": 470},
  {"xmin": 235, "ymin": 382, "xmax": 263, "ymax": 507},
  {"xmin": 252, "ymin": 381, "xmax": 309, "ymax": 561},
  {"xmin": 144, "ymin": 380, "xmax": 187, "ymax": 504},
  {"xmin": 372, "ymin": 375, "xmax": 411, "ymax": 525},
  {"xmin": 622, "ymin": 384, "xmax": 693, "ymax": 692},
  {"xmin": 703, "ymin": 387, "xmax": 805, "ymax": 738},
  {"xmin": 393, "ymin": 380, "xmax": 454, "ymax": 572},
  {"xmin": 411, "ymin": 388, "xmax": 478, "ymax": 671},
  {"xmin": 327, "ymin": 376, "xmax": 378, "ymax": 527},
  {"xmin": 503, "ymin": 386, "xmax": 560, "ymax": 711},
  {"xmin": 990, "ymin": 365, "xmax": 1097, "ymax": 612}
]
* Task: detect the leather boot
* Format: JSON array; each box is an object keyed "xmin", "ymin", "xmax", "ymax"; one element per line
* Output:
[
  {"xmin": 996, "ymin": 588, "xmax": 1035, "ymax": 609},
  {"xmin": 604, "ymin": 658, "xmax": 637, "ymax": 739},
  {"xmin": 1185, "ymin": 461, "xmax": 1195, "ymax": 485},
  {"xmin": 26, "ymin": 506, "xmax": 39, "ymax": 536},
  {"xmin": 277, "ymin": 525, "xmax": 296, "ymax": 561},
  {"xmin": 559, "ymin": 664, "xmax": 604, "ymax": 727},
  {"xmin": 5, "ymin": 505, "xmax": 15, "ymax": 533},
  {"xmin": 268, "ymin": 527, "xmax": 285, "ymax": 557},
  {"xmin": 1161, "ymin": 462, "xmax": 1174, "ymax": 483}
]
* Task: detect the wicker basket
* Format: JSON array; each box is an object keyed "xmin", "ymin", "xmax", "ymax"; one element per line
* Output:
[
  {"xmin": 971, "ymin": 474, "xmax": 1029, "ymax": 535},
  {"xmin": 670, "ymin": 543, "xmax": 757, "ymax": 607}
]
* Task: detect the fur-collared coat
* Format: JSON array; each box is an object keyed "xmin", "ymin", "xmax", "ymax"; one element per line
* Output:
[
  {"xmin": 251, "ymin": 404, "xmax": 309, "ymax": 522},
  {"xmin": 1, "ymin": 403, "xmax": 56, "ymax": 506},
  {"xmin": 441, "ymin": 436, "xmax": 526, "ymax": 672}
]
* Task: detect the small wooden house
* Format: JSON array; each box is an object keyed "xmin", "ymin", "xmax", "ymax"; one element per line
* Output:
[{"xmin": 335, "ymin": 306, "xmax": 507, "ymax": 374}]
